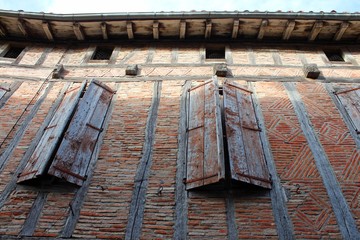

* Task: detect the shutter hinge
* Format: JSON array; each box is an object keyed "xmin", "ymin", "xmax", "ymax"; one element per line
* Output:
[
  {"xmin": 236, "ymin": 172, "xmax": 271, "ymax": 184},
  {"xmin": 335, "ymin": 87, "xmax": 360, "ymax": 95},
  {"xmin": 186, "ymin": 173, "xmax": 218, "ymax": 184},
  {"xmin": 86, "ymin": 123, "xmax": 103, "ymax": 132},
  {"xmin": 242, "ymin": 125, "xmax": 261, "ymax": 132},
  {"xmin": 52, "ymin": 165, "xmax": 87, "ymax": 181},
  {"xmin": 64, "ymin": 85, "xmax": 81, "ymax": 95},
  {"xmin": 187, "ymin": 125, "xmax": 204, "ymax": 132},
  {"xmin": 44, "ymin": 124, "xmax": 57, "ymax": 130},
  {"xmin": 0, "ymin": 86, "xmax": 11, "ymax": 92},
  {"xmin": 225, "ymin": 82, "xmax": 253, "ymax": 94}
]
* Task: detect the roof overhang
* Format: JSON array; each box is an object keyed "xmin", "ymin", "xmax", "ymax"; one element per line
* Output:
[{"xmin": 1, "ymin": 9, "xmax": 360, "ymax": 44}]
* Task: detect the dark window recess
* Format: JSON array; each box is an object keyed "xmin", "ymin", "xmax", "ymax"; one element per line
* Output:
[
  {"xmin": 206, "ymin": 48, "xmax": 225, "ymax": 59},
  {"xmin": 324, "ymin": 50, "xmax": 345, "ymax": 62},
  {"xmin": 92, "ymin": 47, "xmax": 114, "ymax": 60},
  {"xmin": 3, "ymin": 46, "xmax": 25, "ymax": 59}
]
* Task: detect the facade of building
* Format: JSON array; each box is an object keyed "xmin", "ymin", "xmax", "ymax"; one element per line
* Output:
[{"xmin": 0, "ymin": 9, "xmax": 359, "ymax": 239}]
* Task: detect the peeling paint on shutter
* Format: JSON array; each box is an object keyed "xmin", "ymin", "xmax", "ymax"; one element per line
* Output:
[
  {"xmin": 335, "ymin": 87, "xmax": 360, "ymax": 134},
  {"xmin": 47, "ymin": 80, "xmax": 115, "ymax": 186},
  {"xmin": 224, "ymin": 80, "xmax": 271, "ymax": 189},
  {"xmin": 186, "ymin": 77, "xmax": 225, "ymax": 190},
  {"xmin": 17, "ymin": 81, "xmax": 86, "ymax": 183}
]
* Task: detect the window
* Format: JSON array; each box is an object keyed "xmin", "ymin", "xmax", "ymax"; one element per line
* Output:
[
  {"xmin": 334, "ymin": 86, "xmax": 360, "ymax": 134},
  {"xmin": 17, "ymin": 80, "xmax": 115, "ymax": 186},
  {"xmin": 91, "ymin": 47, "xmax": 114, "ymax": 60},
  {"xmin": 1, "ymin": 46, "xmax": 25, "ymax": 59},
  {"xmin": 206, "ymin": 47, "xmax": 225, "ymax": 60},
  {"xmin": 185, "ymin": 77, "xmax": 271, "ymax": 190},
  {"xmin": 324, "ymin": 49, "xmax": 345, "ymax": 62}
]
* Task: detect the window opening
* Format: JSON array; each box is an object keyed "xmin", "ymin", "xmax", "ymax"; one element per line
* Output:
[
  {"xmin": 91, "ymin": 47, "xmax": 114, "ymax": 60},
  {"xmin": 206, "ymin": 47, "xmax": 225, "ymax": 59},
  {"xmin": 3, "ymin": 46, "xmax": 25, "ymax": 59},
  {"xmin": 324, "ymin": 49, "xmax": 345, "ymax": 62}
]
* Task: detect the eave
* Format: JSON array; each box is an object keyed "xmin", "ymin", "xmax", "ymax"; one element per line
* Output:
[{"xmin": 1, "ymin": 9, "xmax": 360, "ymax": 44}]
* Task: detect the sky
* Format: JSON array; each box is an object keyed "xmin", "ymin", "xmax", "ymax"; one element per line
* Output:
[{"xmin": 0, "ymin": 0, "xmax": 359, "ymax": 14}]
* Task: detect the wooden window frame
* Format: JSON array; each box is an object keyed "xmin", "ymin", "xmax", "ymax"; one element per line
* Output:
[
  {"xmin": 185, "ymin": 77, "xmax": 271, "ymax": 190},
  {"xmin": 17, "ymin": 80, "xmax": 115, "ymax": 187}
]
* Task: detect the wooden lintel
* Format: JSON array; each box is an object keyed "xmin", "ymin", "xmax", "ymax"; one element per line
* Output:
[
  {"xmin": 232, "ymin": 19, "xmax": 240, "ymax": 39},
  {"xmin": 73, "ymin": 22, "xmax": 85, "ymax": 41},
  {"xmin": 308, "ymin": 21, "xmax": 323, "ymax": 41},
  {"xmin": 257, "ymin": 19, "xmax": 269, "ymax": 40},
  {"xmin": 101, "ymin": 22, "xmax": 108, "ymax": 40},
  {"xmin": 153, "ymin": 21, "xmax": 159, "ymax": 40},
  {"xmin": 282, "ymin": 20, "xmax": 295, "ymax": 40},
  {"xmin": 17, "ymin": 19, "xmax": 28, "ymax": 37},
  {"xmin": 333, "ymin": 22, "xmax": 349, "ymax": 41},
  {"xmin": 180, "ymin": 20, "xmax": 186, "ymax": 39},
  {"xmin": 42, "ymin": 21, "xmax": 54, "ymax": 41},
  {"xmin": 0, "ymin": 22, "xmax": 7, "ymax": 37},
  {"xmin": 205, "ymin": 20, "xmax": 212, "ymax": 39},
  {"xmin": 127, "ymin": 21, "xmax": 134, "ymax": 39}
]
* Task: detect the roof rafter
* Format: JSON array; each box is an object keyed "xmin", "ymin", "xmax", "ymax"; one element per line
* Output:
[
  {"xmin": 333, "ymin": 21, "xmax": 349, "ymax": 41},
  {"xmin": 42, "ymin": 21, "xmax": 54, "ymax": 41},
  {"xmin": 153, "ymin": 21, "xmax": 159, "ymax": 40},
  {"xmin": 73, "ymin": 22, "xmax": 85, "ymax": 41},
  {"xmin": 257, "ymin": 19, "xmax": 268, "ymax": 40},
  {"xmin": 180, "ymin": 20, "xmax": 186, "ymax": 39},
  {"xmin": 232, "ymin": 19, "xmax": 240, "ymax": 39},
  {"xmin": 282, "ymin": 20, "xmax": 295, "ymax": 40},
  {"xmin": 101, "ymin": 22, "xmax": 108, "ymax": 40},
  {"xmin": 17, "ymin": 19, "xmax": 28, "ymax": 37},
  {"xmin": 308, "ymin": 21, "xmax": 323, "ymax": 41},
  {"xmin": 127, "ymin": 21, "xmax": 134, "ymax": 39}
]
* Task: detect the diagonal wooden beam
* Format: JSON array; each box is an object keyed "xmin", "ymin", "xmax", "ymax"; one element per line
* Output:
[
  {"xmin": 127, "ymin": 21, "xmax": 134, "ymax": 39},
  {"xmin": 308, "ymin": 21, "xmax": 323, "ymax": 41},
  {"xmin": 232, "ymin": 19, "xmax": 240, "ymax": 39},
  {"xmin": 282, "ymin": 20, "xmax": 295, "ymax": 40},
  {"xmin": 205, "ymin": 19, "xmax": 212, "ymax": 39},
  {"xmin": 333, "ymin": 21, "xmax": 349, "ymax": 41},
  {"xmin": 180, "ymin": 20, "xmax": 186, "ymax": 39},
  {"xmin": 153, "ymin": 21, "xmax": 159, "ymax": 40},
  {"xmin": 101, "ymin": 22, "xmax": 108, "ymax": 40},
  {"xmin": 73, "ymin": 22, "xmax": 85, "ymax": 41},
  {"xmin": 17, "ymin": 19, "xmax": 28, "ymax": 37},
  {"xmin": 0, "ymin": 22, "xmax": 7, "ymax": 37},
  {"xmin": 257, "ymin": 19, "xmax": 268, "ymax": 40},
  {"xmin": 42, "ymin": 21, "xmax": 54, "ymax": 41}
]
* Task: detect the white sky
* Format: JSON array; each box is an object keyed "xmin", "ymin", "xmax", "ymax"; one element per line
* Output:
[{"xmin": 0, "ymin": 0, "xmax": 359, "ymax": 13}]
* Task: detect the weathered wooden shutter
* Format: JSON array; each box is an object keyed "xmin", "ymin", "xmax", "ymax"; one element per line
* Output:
[
  {"xmin": 47, "ymin": 80, "xmax": 115, "ymax": 186},
  {"xmin": 335, "ymin": 87, "xmax": 360, "ymax": 134},
  {"xmin": 18, "ymin": 81, "xmax": 87, "ymax": 183},
  {"xmin": 186, "ymin": 77, "xmax": 225, "ymax": 190},
  {"xmin": 223, "ymin": 80, "xmax": 271, "ymax": 189}
]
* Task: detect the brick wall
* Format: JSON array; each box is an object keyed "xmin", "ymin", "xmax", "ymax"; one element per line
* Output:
[{"xmin": 0, "ymin": 43, "xmax": 359, "ymax": 239}]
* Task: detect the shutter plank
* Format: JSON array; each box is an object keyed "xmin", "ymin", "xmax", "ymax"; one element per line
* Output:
[
  {"xmin": 337, "ymin": 88, "xmax": 360, "ymax": 133},
  {"xmin": 0, "ymin": 84, "xmax": 10, "ymax": 100},
  {"xmin": 186, "ymin": 78, "xmax": 224, "ymax": 189},
  {"xmin": 48, "ymin": 80, "xmax": 114, "ymax": 186},
  {"xmin": 224, "ymin": 81, "xmax": 271, "ymax": 189},
  {"xmin": 17, "ymin": 82, "xmax": 86, "ymax": 183}
]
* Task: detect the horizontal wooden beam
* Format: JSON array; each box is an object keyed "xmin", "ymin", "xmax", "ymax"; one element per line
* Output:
[
  {"xmin": 42, "ymin": 21, "xmax": 54, "ymax": 41},
  {"xmin": 180, "ymin": 20, "xmax": 186, "ymax": 39},
  {"xmin": 17, "ymin": 19, "xmax": 28, "ymax": 38},
  {"xmin": 282, "ymin": 20, "xmax": 295, "ymax": 40},
  {"xmin": 73, "ymin": 22, "xmax": 85, "ymax": 41},
  {"xmin": 232, "ymin": 19, "xmax": 240, "ymax": 39},
  {"xmin": 127, "ymin": 21, "xmax": 134, "ymax": 39},
  {"xmin": 101, "ymin": 22, "xmax": 108, "ymax": 40},
  {"xmin": 308, "ymin": 21, "xmax": 323, "ymax": 41},
  {"xmin": 205, "ymin": 20, "xmax": 212, "ymax": 39},
  {"xmin": 153, "ymin": 21, "xmax": 159, "ymax": 40},
  {"xmin": 333, "ymin": 21, "xmax": 349, "ymax": 41},
  {"xmin": 257, "ymin": 19, "xmax": 269, "ymax": 40}
]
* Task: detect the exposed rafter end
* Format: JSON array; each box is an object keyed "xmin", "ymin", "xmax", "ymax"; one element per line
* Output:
[
  {"xmin": 127, "ymin": 21, "xmax": 134, "ymax": 39},
  {"xmin": 282, "ymin": 20, "xmax": 295, "ymax": 40},
  {"xmin": 73, "ymin": 22, "xmax": 85, "ymax": 41},
  {"xmin": 232, "ymin": 19, "xmax": 240, "ymax": 39},
  {"xmin": 333, "ymin": 21, "xmax": 349, "ymax": 41},
  {"xmin": 180, "ymin": 20, "xmax": 186, "ymax": 39},
  {"xmin": 205, "ymin": 19, "xmax": 212, "ymax": 39},
  {"xmin": 0, "ymin": 22, "xmax": 7, "ymax": 37},
  {"xmin": 257, "ymin": 19, "xmax": 268, "ymax": 40},
  {"xmin": 153, "ymin": 21, "xmax": 159, "ymax": 40},
  {"xmin": 308, "ymin": 21, "xmax": 323, "ymax": 41},
  {"xmin": 17, "ymin": 19, "xmax": 28, "ymax": 38},
  {"xmin": 101, "ymin": 22, "xmax": 108, "ymax": 40},
  {"xmin": 42, "ymin": 21, "xmax": 54, "ymax": 41}
]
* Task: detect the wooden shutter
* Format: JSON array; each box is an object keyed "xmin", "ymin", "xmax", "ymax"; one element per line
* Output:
[
  {"xmin": 186, "ymin": 77, "xmax": 225, "ymax": 190},
  {"xmin": 335, "ymin": 87, "xmax": 360, "ymax": 134},
  {"xmin": 0, "ymin": 84, "xmax": 10, "ymax": 100},
  {"xmin": 18, "ymin": 81, "xmax": 86, "ymax": 183},
  {"xmin": 47, "ymin": 80, "xmax": 115, "ymax": 186},
  {"xmin": 223, "ymin": 80, "xmax": 271, "ymax": 189}
]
